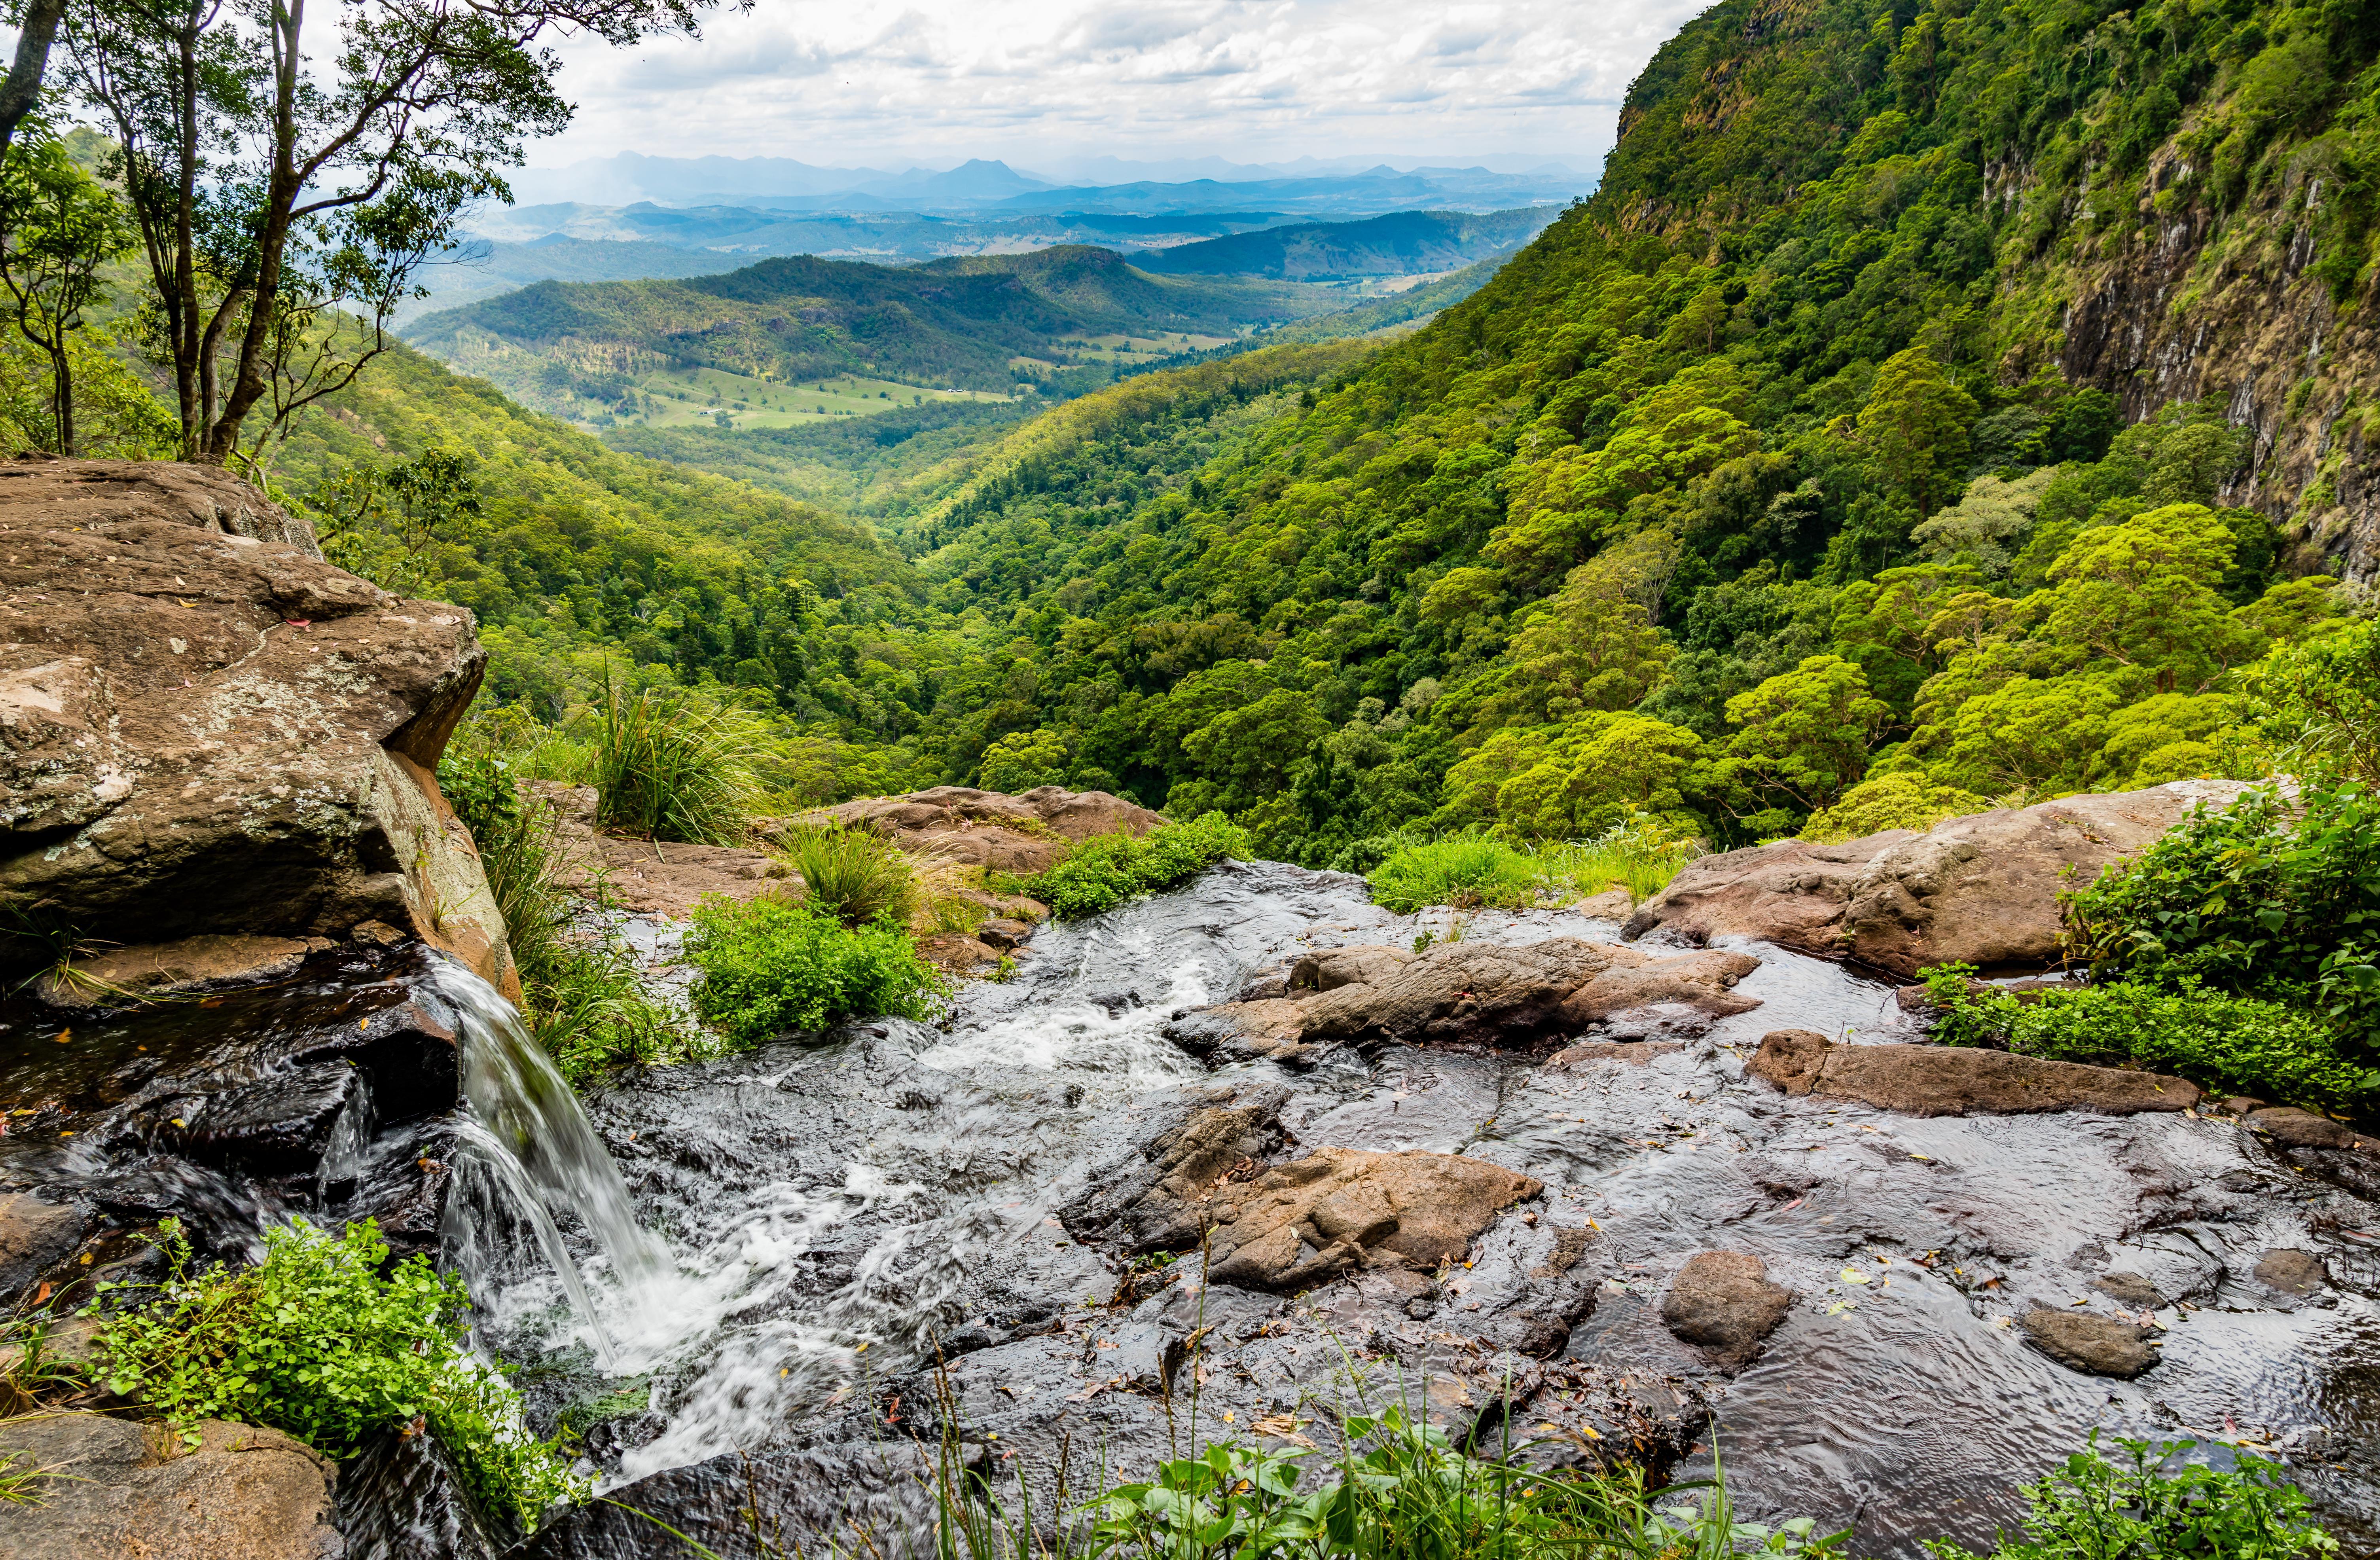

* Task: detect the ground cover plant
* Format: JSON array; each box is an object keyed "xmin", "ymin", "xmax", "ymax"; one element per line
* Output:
[
  {"xmin": 1018, "ymin": 812, "xmax": 1251, "ymax": 919},
  {"xmin": 1926, "ymin": 1434, "xmax": 2337, "ymax": 1560},
  {"xmin": 91, "ymin": 1218, "xmax": 579, "ymax": 1534},
  {"xmin": 1363, "ymin": 817, "xmax": 1702, "ymax": 915},
  {"xmin": 682, "ymin": 895, "xmax": 949, "ymax": 1045}
]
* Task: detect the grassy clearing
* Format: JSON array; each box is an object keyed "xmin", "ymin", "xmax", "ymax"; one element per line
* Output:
[
  {"xmin": 1364, "ymin": 821, "xmax": 1702, "ymax": 917},
  {"xmin": 611, "ymin": 362, "xmax": 1009, "ymax": 432},
  {"xmin": 1015, "ymin": 813, "xmax": 1250, "ymax": 919}
]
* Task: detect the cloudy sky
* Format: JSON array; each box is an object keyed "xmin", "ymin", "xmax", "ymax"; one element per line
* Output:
[{"xmin": 532, "ymin": 0, "xmax": 1708, "ymax": 174}]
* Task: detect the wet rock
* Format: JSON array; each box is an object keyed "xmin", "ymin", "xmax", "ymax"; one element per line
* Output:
[
  {"xmin": 1162, "ymin": 999, "xmax": 1319, "ymax": 1065},
  {"xmin": 34, "ymin": 934, "xmax": 323, "ymax": 1010},
  {"xmin": 976, "ymin": 917, "xmax": 1033, "ymax": 951},
  {"xmin": 2254, "ymin": 1249, "xmax": 2327, "ymax": 1297},
  {"xmin": 0, "ymin": 1190, "xmax": 84, "ymax": 1300},
  {"xmin": 1296, "ymin": 938, "xmax": 1612, "ymax": 1044},
  {"xmin": 0, "ymin": 459, "xmax": 513, "ymax": 995},
  {"xmin": 2219, "ymin": 1096, "xmax": 2268, "ymax": 1115},
  {"xmin": 1748, "ymin": 1029, "xmax": 2199, "ymax": 1116},
  {"xmin": 0, "ymin": 1412, "xmax": 341, "ymax": 1559},
  {"xmin": 1555, "ymin": 947, "xmax": 1760, "ymax": 1026},
  {"xmin": 1547, "ymin": 1041, "xmax": 1686, "ymax": 1068},
  {"xmin": 1624, "ymin": 780, "xmax": 2257, "ymax": 977},
  {"xmin": 1661, "ymin": 1251, "xmax": 1792, "ymax": 1368},
  {"xmin": 2245, "ymin": 1107, "xmax": 2376, "ymax": 1152},
  {"xmin": 518, "ymin": 1438, "xmax": 938, "ymax": 1560},
  {"xmin": 1063, "ymin": 1086, "xmax": 1290, "ymax": 1252},
  {"xmin": 1199, "ymin": 1148, "xmax": 1542, "ymax": 1291},
  {"xmin": 338, "ymin": 1423, "xmax": 506, "ymax": 1560},
  {"xmin": 2092, "ymin": 1272, "xmax": 2163, "ymax": 1308},
  {"xmin": 2020, "ymin": 1310, "xmax": 2162, "ymax": 1378},
  {"xmin": 1592, "ymin": 1003, "xmax": 1715, "ymax": 1041},
  {"xmin": 1290, "ymin": 944, "xmax": 1410, "ymax": 991}
]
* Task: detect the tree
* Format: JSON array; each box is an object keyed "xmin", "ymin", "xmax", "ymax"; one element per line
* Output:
[
  {"xmin": 64, "ymin": 0, "xmax": 724, "ymax": 466},
  {"xmin": 1713, "ymin": 655, "xmax": 1889, "ymax": 823},
  {"xmin": 1857, "ymin": 344, "xmax": 1976, "ymax": 516},
  {"xmin": 0, "ymin": 126, "xmax": 137, "ymax": 452},
  {"xmin": 0, "ymin": 0, "xmax": 68, "ymax": 163},
  {"xmin": 310, "ymin": 445, "xmax": 481, "ymax": 597},
  {"xmin": 2040, "ymin": 503, "xmax": 2261, "ymax": 694}
]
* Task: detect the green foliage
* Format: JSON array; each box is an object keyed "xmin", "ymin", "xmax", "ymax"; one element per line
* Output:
[
  {"xmin": 0, "ymin": 125, "xmax": 142, "ymax": 456},
  {"xmin": 1366, "ymin": 835, "xmax": 1544, "ymax": 915},
  {"xmin": 1925, "ymin": 1434, "xmax": 2337, "ymax": 1560},
  {"xmin": 1021, "ymin": 813, "xmax": 1252, "ymax": 919},
  {"xmin": 2251, "ymin": 618, "xmax": 2380, "ymax": 784},
  {"xmin": 1801, "ymin": 772, "xmax": 1992, "ymax": 842},
  {"xmin": 2064, "ymin": 783, "xmax": 2380, "ymax": 1042},
  {"xmin": 774, "ymin": 823, "xmax": 919, "ymax": 928},
  {"xmin": 1365, "ymin": 820, "xmax": 1698, "ymax": 914},
  {"xmin": 94, "ymin": 1218, "xmax": 579, "ymax": 1533},
  {"xmin": 682, "ymin": 895, "xmax": 948, "ymax": 1045},
  {"xmin": 591, "ymin": 672, "xmax": 766, "ymax": 845},
  {"xmin": 312, "ymin": 448, "xmax": 486, "ymax": 599}
]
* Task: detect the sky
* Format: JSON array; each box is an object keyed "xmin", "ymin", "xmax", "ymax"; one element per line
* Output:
[{"xmin": 531, "ymin": 0, "xmax": 1710, "ymax": 175}]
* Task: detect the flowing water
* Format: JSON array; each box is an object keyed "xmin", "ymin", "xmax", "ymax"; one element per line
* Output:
[{"xmin": 421, "ymin": 862, "xmax": 2380, "ymax": 1555}]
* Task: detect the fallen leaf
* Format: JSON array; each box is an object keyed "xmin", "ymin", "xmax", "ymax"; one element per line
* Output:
[{"xmin": 1840, "ymin": 1267, "xmax": 1871, "ymax": 1284}]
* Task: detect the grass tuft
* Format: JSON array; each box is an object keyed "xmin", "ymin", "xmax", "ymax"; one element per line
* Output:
[
  {"xmin": 590, "ymin": 670, "xmax": 766, "ymax": 845},
  {"xmin": 775, "ymin": 823, "xmax": 920, "ymax": 928}
]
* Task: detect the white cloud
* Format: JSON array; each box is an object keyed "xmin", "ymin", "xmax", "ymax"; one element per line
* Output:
[{"xmin": 528, "ymin": 0, "xmax": 1705, "ymax": 173}]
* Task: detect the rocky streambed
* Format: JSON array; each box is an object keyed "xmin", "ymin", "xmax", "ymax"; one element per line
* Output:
[{"xmin": 424, "ymin": 858, "xmax": 2380, "ymax": 1560}]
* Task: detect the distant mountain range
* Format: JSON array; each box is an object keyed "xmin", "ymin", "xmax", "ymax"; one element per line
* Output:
[{"xmin": 1134, "ymin": 208, "xmax": 1559, "ymax": 280}]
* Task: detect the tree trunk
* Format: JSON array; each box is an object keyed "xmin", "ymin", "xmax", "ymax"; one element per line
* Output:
[{"xmin": 0, "ymin": 0, "xmax": 65, "ymax": 161}]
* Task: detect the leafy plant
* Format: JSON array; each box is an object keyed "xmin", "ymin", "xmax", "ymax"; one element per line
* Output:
[
  {"xmin": 1366, "ymin": 836, "xmax": 1543, "ymax": 916},
  {"xmin": 2249, "ymin": 619, "xmax": 2380, "ymax": 785},
  {"xmin": 775, "ymin": 823, "xmax": 919, "ymax": 928},
  {"xmin": 683, "ymin": 894, "xmax": 949, "ymax": 1045},
  {"xmin": 1925, "ymin": 1434, "xmax": 2336, "ymax": 1560},
  {"xmin": 1022, "ymin": 813, "xmax": 1251, "ymax": 919},
  {"xmin": 93, "ymin": 1218, "xmax": 580, "ymax": 1533},
  {"xmin": 591, "ymin": 671, "xmax": 767, "ymax": 845}
]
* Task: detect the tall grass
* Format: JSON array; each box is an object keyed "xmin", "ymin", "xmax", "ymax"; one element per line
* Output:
[
  {"xmin": 1366, "ymin": 822, "xmax": 1701, "ymax": 917},
  {"xmin": 590, "ymin": 670, "xmax": 766, "ymax": 845},
  {"xmin": 775, "ymin": 823, "xmax": 921, "ymax": 927}
]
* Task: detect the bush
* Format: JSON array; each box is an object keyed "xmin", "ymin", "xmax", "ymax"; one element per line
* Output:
[
  {"xmin": 590, "ymin": 673, "xmax": 765, "ymax": 845},
  {"xmin": 775, "ymin": 823, "xmax": 918, "ymax": 927},
  {"xmin": 2249, "ymin": 618, "xmax": 2379, "ymax": 784},
  {"xmin": 95, "ymin": 1218, "xmax": 578, "ymax": 1533},
  {"xmin": 1926, "ymin": 1433, "xmax": 2336, "ymax": 1560},
  {"xmin": 1923, "ymin": 965, "xmax": 2380, "ymax": 1113},
  {"xmin": 1021, "ymin": 812, "xmax": 1251, "ymax": 919},
  {"xmin": 1800, "ymin": 772, "xmax": 1993, "ymax": 842},
  {"xmin": 683, "ymin": 895, "xmax": 949, "ymax": 1045},
  {"xmin": 2063, "ymin": 782, "xmax": 2380, "ymax": 1043},
  {"xmin": 1366, "ymin": 835, "xmax": 1542, "ymax": 915}
]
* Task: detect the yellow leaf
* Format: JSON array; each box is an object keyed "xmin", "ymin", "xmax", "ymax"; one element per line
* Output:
[{"xmin": 1840, "ymin": 1267, "xmax": 1871, "ymax": 1284}]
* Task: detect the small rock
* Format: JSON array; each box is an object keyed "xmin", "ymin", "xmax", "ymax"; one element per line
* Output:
[
  {"xmin": 1197, "ymin": 1148, "xmax": 1542, "ymax": 1291},
  {"xmin": 1660, "ymin": 1251, "xmax": 1792, "ymax": 1368},
  {"xmin": 2245, "ymin": 1107, "xmax": 2371, "ymax": 1152},
  {"xmin": 2253, "ymin": 1249, "xmax": 2327, "ymax": 1297},
  {"xmin": 2218, "ymin": 1097, "xmax": 2268, "ymax": 1116},
  {"xmin": 916, "ymin": 933, "xmax": 1002, "ymax": 974},
  {"xmin": 0, "ymin": 1191, "xmax": 85, "ymax": 1303},
  {"xmin": 975, "ymin": 917, "xmax": 1033, "ymax": 951},
  {"xmin": 2090, "ymin": 1272, "xmax": 2163, "ymax": 1309},
  {"xmin": 1546, "ymin": 1041, "xmax": 1685, "ymax": 1069},
  {"xmin": 1573, "ymin": 888, "xmax": 1635, "ymax": 921},
  {"xmin": 1749, "ymin": 1030, "xmax": 2199, "ymax": 1116},
  {"xmin": 2020, "ymin": 1309, "xmax": 2160, "ymax": 1378},
  {"xmin": 351, "ymin": 918, "xmax": 409, "ymax": 948}
]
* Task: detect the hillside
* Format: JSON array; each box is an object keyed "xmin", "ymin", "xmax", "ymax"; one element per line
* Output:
[
  {"xmin": 1133, "ymin": 207, "xmax": 1558, "ymax": 279},
  {"xmin": 404, "ymin": 245, "xmax": 1340, "ymax": 421}
]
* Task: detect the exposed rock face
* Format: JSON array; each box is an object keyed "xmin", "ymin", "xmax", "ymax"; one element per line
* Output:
[
  {"xmin": 1749, "ymin": 1029, "xmax": 2200, "ymax": 1116},
  {"xmin": 1661, "ymin": 1251, "xmax": 1792, "ymax": 1368},
  {"xmin": 805, "ymin": 783, "xmax": 1165, "ymax": 873},
  {"xmin": 0, "ymin": 1412, "xmax": 342, "ymax": 1559},
  {"xmin": 1623, "ymin": 780, "xmax": 2255, "ymax": 977},
  {"xmin": 529, "ymin": 780, "xmax": 788, "ymax": 919},
  {"xmin": 0, "ymin": 459, "xmax": 512, "ymax": 995},
  {"xmin": 2020, "ymin": 1310, "xmax": 2162, "ymax": 1378}
]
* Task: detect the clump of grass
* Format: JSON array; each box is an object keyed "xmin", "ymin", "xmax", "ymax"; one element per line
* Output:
[
  {"xmin": 590, "ymin": 671, "xmax": 765, "ymax": 845},
  {"xmin": 1366, "ymin": 835, "xmax": 1541, "ymax": 915},
  {"xmin": 929, "ymin": 895, "xmax": 990, "ymax": 935},
  {"xmin": 683, "ymin": 895, "xmax": 950, "ymax": 1046},
  {"xmin": 1020, "ymin": 812, "xmax": 1251, "ymax": 919},
  {"xmin": 775, "ymin": 823, "xmax": 919, "ymax": 928}
]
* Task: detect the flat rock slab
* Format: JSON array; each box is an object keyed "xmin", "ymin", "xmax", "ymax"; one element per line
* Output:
[
  {"xmin": 1662, "ymin": 1250, "xmax": 1793, "ymax": 1368},
  {"xmin": 1203, "ymin": 1147, "xmax": 1543, "ymax": 1290},
  {"xmin": 1749, "ymin": 1029, "xmax": 2198, "ymax": 1116},
  {"xmin": 2021, "ymin": 1310, "xmax": 2162, "ymax": 1378},
  {"xmin": 0, "ymin": 1413, "xmax": 339, "ymax": 1560},
  {"xmin": 35, "ymin": 934, "xmax": 324, "ymax": 1009},
  {"xmin": 1624, "ymin": 779, "xmax": 2255, "ymax": 977},
  {"xmin": 799, "ymin": 784, "xmax": 1165, "ymax": 875},
  {"xmin": 2246, "ymin": 1107, "xmax": 2378, "ymax": 1152}
]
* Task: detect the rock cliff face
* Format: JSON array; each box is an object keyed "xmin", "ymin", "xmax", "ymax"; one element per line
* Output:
[{"xmin": 0, "ymin": 459, "xmax": 513, "ymax": 995}]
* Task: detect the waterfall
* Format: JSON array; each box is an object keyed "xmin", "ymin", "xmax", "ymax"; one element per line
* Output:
[{"xmin": 425, "ymin": 957, "xmax": 672, "ymax": 1364}]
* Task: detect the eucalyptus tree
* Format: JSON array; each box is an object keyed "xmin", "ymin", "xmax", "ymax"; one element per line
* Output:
[{"xmin": 61, "ymin": 0, "xmax": 725, "ymax": 466}]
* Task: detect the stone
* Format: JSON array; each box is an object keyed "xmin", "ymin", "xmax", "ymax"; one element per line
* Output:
[
  {"xmin": 338, "ymin": 1423, "xmax": 508, "ymax": 1560},
  {"xmin": 975, "ymin": 917, "xmax": 1033, "ymax": 951},
  {"xmin": 1063, "ymin": 1088, "xmax": 1289, "ymax": 1252},
  {"xmin": 916, "ymin": 933, "xmax": 1003, "ymax": 974},
  {"xmin": 2253, "ymin": 1249, "xmax": 2327, "ymax": 1297},
  {"xmin": 1748, "ymin": 1029, "xmax": 2199, "ymax": 1116},
  {"xmin": 0, "ymin": 459, "xmax": 514, "ymax": 996},
  {"xmin": 1623, "ymin": 780, "xmax": 2257, "ymax": 977},
  {"xmin": 0, "ymin": 1412, "xmax": 341, "ymax": 1559},
  {"xmin": 1199, "ymin": 1148, "xmax": 1543, "ymax": 1291},
  {"xmin": 2091, "ymin": 1272, "xmax": 2163, "ymax": 1309},
  {"xmin": 1573, "ymin": 888, "xmax": 1636, "ymax": 920},
  {"xmin": 799, "ymin": 784, "xmax": 1166, "ymax": 874},
  {"xmin": 2245, "ymin": 1107, "xmax": 2374, "ymax": 1152},
  {"xmin": 518, "ymin": 1438, "xmax": 939, "ymax": 1560},
  {"xmin": 1289, "ymin": 944, "xmax": 1411, "ymax": 991},
  {"xmin": 0, "ymin": 1190, "xmax": 84, "ymax": 1301},
  {"xmin": 1661, "ymin": 1251, "xmax": 1793, "ymax": 1367},
  {"xmin": 2020, "ymin": 1309, "xmax": 2161, "ymax": 1378},
  {"xmin": 34, "ymin": 934, "xmax": 316, "ymax": 1009},
  {"xmin": 1554, "ymin": 947, "xmax": 1760, "ymax": 1026},
  {"xmin": 1547, "ymin": 1040, "xmax": 1686, "ymax": 1068}
]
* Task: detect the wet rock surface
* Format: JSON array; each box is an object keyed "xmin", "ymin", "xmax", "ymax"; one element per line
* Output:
[
  {"xmin": 470, "ymin": 857, "xmax": 2380, "ymax": 1560},
  {"xmin": 0, "ymin": 1412, "xmax": 342, "ymax": 1560},
  {"xmin": 1749, "ymin": 1028, "xmax": 2200, "ymax": 1116},
  {"xmin": 2020, "ymin": 1310, "xmax": 2162, "ymax": 1378},
  {"xmin": 1624, "ymin": 779, "xmax": 2256, "ymax": 976}
]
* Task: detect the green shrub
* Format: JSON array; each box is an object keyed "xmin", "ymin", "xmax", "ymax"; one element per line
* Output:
[
  {"xmin": 775, "ymin": 823, "xmax": 919, "ymax": 927},
  {"xmin": 2250, "ymin": 619, "xmax": 2380, "ymax": 785},
  {"xmin": 1923, "ymin": 965, "xmax": 2380, "ymax": 1113},
  {"xmin": 95, "ymin": 1218, "xmax": 579, "ymax": 1533},
  {"xmin": 683, "ymin": 895, "xmax": 949, "ymax": 1045},
  {"xmin": 1926, "ymin": 1433, "xmax": 2336, "ymax": 1560},
  {"xmin": 1022, "ymin": 812, "xmax": 1251, "ymax": 919},
  {"xmin": 590, "ymin": 672, "xmax": 765, "ymax": 845},
  {"xmin": 2063, "ymin": 782, "xmax": 2380, "ymax": 1043},
  {"xmin": 1365, "ymin": 835, "xmax": 1542, "ymax": 915}
]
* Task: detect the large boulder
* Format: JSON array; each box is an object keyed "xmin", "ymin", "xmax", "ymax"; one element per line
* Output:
[
  {"xmin": 1749, "ymin": 1029, "xmax": 2200, "ymax": 1116},
  {"xmin": 1623, "ymin": 780, "xmax": 2256, "ymax": 977},
  {"xmin": 1201, "ymin": 1148, "xmax": 1542, "ymax": 1290},
  {"xmin": 0, "ymin": 1412, "xmax": 342, "ymax": 1559},
  {"xmin": 0, "ymin": 459, "xmax": 513, "ymax": 995},
  {"xmin": 800, "ymin": 784, "xmax": 1165, "ymax": 873}
]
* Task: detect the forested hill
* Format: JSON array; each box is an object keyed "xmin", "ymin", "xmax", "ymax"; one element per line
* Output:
[
  {"xmin": 863, "ymin": 0, "xmax": 2377, "ymax": 864},
  {"xmin": 1133, "ymin": 208, "xmax": 1556, "ymax": 279}
]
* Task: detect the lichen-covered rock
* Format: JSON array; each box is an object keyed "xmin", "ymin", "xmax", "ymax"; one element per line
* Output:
[
  {"xmin": 1748, "ymin": 1029, "xmax": 2199, "ymax": 1116},
  {"xmin": 0, "ymin": 459, "xmax": 512, "ymax": 995},
  {"xmin": 1661, "ymin": 1251, "xmax": 1792, "ymax": 1367},
  {"xmin": 1623, "ymin": 780, "xmax": 2256, "ymax": 977},
  {"xmin": 2020, "ymin": 1310, "xmax": 2162, "ymax": 1378},
  {"xmin": 0, "ymin": 1412, "xmax": 341, "ymax": 1559}
]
